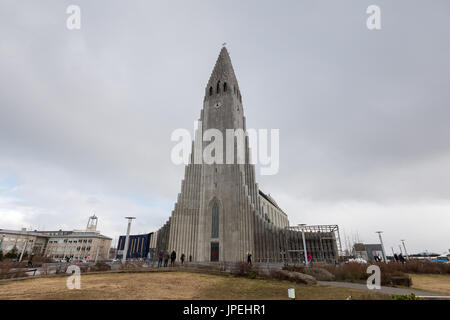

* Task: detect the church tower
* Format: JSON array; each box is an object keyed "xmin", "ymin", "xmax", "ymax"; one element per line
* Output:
[
  {"xmin": 196, "ymin": 47, "xmax": 260, "ymax": 262},
  {"xmin": 154, "ymin": 47, "xmax": 339, "ymax": 264},
  {"xmin": 166, "ymin": 47, "xmax": 259, "ymax": 262}
]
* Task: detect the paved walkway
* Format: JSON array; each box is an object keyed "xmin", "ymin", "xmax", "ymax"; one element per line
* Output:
[{"xmin": 318, "ymin": 281, "xmax": 446, "ymax": 297}]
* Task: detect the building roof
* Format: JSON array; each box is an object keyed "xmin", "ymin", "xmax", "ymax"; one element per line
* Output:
[
  {"xmin": 0, "ymin": 229, "xmax": 43, "ymax": 237},
  {"xmin": 0, "ymin": 229, "xmax": 112, "ymax": 240},
  {"xmin": 258, "ymin": 189, "xmax": 286, "ymax": 214}
]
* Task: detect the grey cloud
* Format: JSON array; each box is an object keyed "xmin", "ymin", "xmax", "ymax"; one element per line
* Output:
[{"xmin": 0, "ymin": 0, "xmax": 449, "ymax": 253}]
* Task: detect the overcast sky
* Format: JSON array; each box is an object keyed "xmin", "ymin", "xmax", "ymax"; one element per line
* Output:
[{"xmin": 1, "ymin": 1, "xmax": 449, "ymax": 254}]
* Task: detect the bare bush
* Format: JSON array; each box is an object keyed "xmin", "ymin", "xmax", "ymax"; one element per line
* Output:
[
  {"xmin": 0, "ymin": 261, "xmax": 28, "ymax": 279},
  {"xmin": 264, "ymin": 269, "xmax": 316, "ymax": 285},
  {"xmin": 283, "ymin": 266, "xmax": 335, "ymax": 281},
  {"xmin": 119, "ymin": 261, "xmax": 147, "ymax": 271},
  {"xmin": 321, "ymin": 262, "xmax": 413, "ymax": 286},
  {"xmin": 90, "ymin": 262, "xmax": 111, "ymax": 272}
]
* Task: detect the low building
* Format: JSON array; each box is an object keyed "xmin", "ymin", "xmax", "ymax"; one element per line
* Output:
[
  {"xmin": 353, "ymin": 243, "xmax": 383, "ymax": 261},
  {"xmin": 116, "ymin": 232, "xmax": 155, "ymax": 260},
  {"xmin": 0, "ymin": 215, "xmax": 112, "ymax": 261}
]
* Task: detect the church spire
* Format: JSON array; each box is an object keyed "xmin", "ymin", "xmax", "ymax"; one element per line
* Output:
[{"xmin": 205, "ymin": 46, "xmax": 241, "ymax": 102}]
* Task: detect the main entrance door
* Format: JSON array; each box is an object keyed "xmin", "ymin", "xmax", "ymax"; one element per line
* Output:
[{"xmin": 211, "ymin": 242, "xmax": 219, "ymax": 261}]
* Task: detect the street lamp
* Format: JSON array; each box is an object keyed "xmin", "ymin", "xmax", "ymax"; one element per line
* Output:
[
  {"xmin": 401, "ymin": 240, "xmax": 409, "ymax": 260},
  {"xmin": 122, "ymin": 217, "xmax": 136, "ymax": 263},
  {"xmin": 375, "ymin": 231, "xmax": 387, "ymax": 263},
  {"xmin": 298, "ymin": 224, "xmax": 309, "ymax": 266},
  {"xmin": 19, "ymin": 232, "xmax": 29, "ymax": 263}
]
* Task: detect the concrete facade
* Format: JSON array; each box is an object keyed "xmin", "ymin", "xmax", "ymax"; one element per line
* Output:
[{"xmin": 154, "ymin": 47, "xmax": 338, "ymax": 263}]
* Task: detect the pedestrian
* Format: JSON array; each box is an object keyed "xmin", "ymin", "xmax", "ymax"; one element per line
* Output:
[
  {"xmin": 158, "ymin": 251, "xmax": 163, "ymax": 268},
  {"xmin": 170, "ymin": 250, "xmax": 176, "ymax": 267},
  {"xmin": 374, "ymin": 255, "xmax": 379, "ymax": 262},
  {"xmin": 394, "ymin": 253, "xmax": 399, "ymax": 262},
  {"xmin": 164, "ymin": 251, "xmax": 170, "ymax": 267},
  {"xmin": 181, "ymin": 253, "xmax": 185, "ymax": 265},
  {"xmin": 399, "ymin": 253, "xmax": 406, "ymax": 264},
  {"xmin": 189, "ymin": 254, "xmax": 192, "ymax": 262},
  {"xmin": 247, "ymin": 251, "xmax": 252, "ymax": 265},
  {"xmin": 27, "ymin": 253, "xmax": 34, "ymax": 268}
]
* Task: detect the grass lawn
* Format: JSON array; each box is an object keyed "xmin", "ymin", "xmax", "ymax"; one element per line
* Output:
[
  {"xmin": 0, "ymin": 271, "xmax": 389, "ymax": 300},
  {"xmin": 409, "ymin": 274, "xmax": 450, "ymax": 295}
]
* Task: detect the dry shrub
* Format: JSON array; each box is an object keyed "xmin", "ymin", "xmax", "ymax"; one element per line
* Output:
[
  {"xmin": 90, "ymin": 262, "xmax": 111, "ymax": 272},
  {"xmin": 321, "ymin": 262, "xmax": 414, "ymax": 287},
  {"xmin": 233, "ymin": 262, "xmax": 253, "ymax": 276},
  {"xmin": 78, "ymin": 265, "xmax": 89, "ymax": 273},
  {"xmin": 322, "ymin": 262, "xmax": 368, "ymax": 283},
  {"xmin": 119, "ymin": 261, "xmax": 147, "ymax": 271},
  {"xmin": 55, "ymin": 264, "xmax": 68, "ymax": 274},
  {"xmin": 266, "ymin": 269, "xmax": 316, "ymax": 285},
  {"xmin": 283, "ymin": 266, "xmax": 335, "ymax": 281},
  {"xmin": 0, "ymin": 261, "xmax": 13, "ymax": 279},
  {"xmin": 0, "ymin": 261, "xmax": 28, "ymax": 279},
  {"xmin": 383, "ymin": 260, "xmax": 449, "ymax": 275}
]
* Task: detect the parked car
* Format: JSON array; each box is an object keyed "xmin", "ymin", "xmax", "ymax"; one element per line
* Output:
[{"xmin": 348, "ymin": 258, "xmax": 368, "ymax": 264}]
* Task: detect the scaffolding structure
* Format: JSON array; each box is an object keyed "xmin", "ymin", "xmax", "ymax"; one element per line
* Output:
[{"xmin": 286, "ymin": 224, "xmax": 343, "ymax": 262}]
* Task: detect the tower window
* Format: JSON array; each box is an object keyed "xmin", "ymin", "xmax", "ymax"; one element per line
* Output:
[
  {"xmin": 209, "ymin": 87, "xmax": 213, "ymax": 96},
  {"xmin": 216, "ymin": 81, "xmax": 220, "ymax": 94},
  {"xmin": 223, "ymin": 82, "xmax": 227, "ymax": 92},
  {"xmin": 211, "ymin": 201, "xmax": 219, "ymax": 238}
]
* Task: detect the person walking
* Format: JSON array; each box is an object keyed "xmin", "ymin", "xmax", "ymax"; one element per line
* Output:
[
  {"xmin": 180, "ymin": 253, "xmax": 185, "ymax": 265},
  {"xmin": 247, "ymin": 251, "xmax": 252, "ymax": 265},
  {"xmin": 399, "ymin": 253, "xmax": 406, "ymax": 264},
  {"xmin": 189, "ymin": 254, "xmax": 192, "ymax": 263},
  {"xmin": 170, "ymin": 250, "xmax": 176, "ymax": 267},
  {"xmin": 158, "ymin": 251, "xmax": 163, "ymax": 268},
  {"xmin": 163, "ymin": 250, "xmax": 169, "ymax": 267},
  {"xmin": 394, "ymin": 253, "xmax": 399, "ymax": 262},
  {"xmin": 27, "ymin": 253, "xmax": 34, "ymax": 268}
]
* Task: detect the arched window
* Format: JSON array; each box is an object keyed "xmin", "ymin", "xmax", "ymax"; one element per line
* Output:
[
  {"xmin": 216, "ymin": 81, "xmax": 220, "ymax": 94},
  {"xmin": 209, "ymin": 87, "xmax": 213, "ymax": 96},
  {"xmin": 223, "ymin": 82, "xmax": 227, "ymax": 92},
  {"xmin": 211, "ymin": 201, "xmax": 219, "ymax": 238}
]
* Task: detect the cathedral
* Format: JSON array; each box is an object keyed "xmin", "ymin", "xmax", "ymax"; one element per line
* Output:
[{"xmin": 152, "ymin": 47, "xmax": 339, "ymax": 263}]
